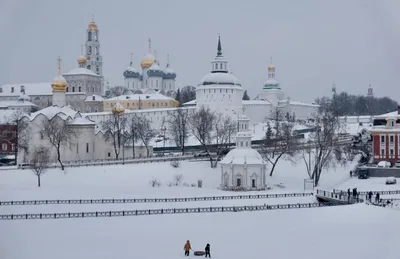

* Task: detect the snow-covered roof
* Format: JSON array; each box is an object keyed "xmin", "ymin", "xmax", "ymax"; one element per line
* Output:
[
  {"xmin": 105, "ymin": 93, "xmax": 176, "ymax": 101},
  {"xmin": 263, "ymin": 79, "xmax": 280, "ymax": 86},
  {"xmin": 0, "ymin": 83, "xmax": 52, "ymax": 96},
  {"xmin": 199, "ymin": 72, "xmax": 242, "ymax": 87},
  {"xmin": 182, "ymin": 99, "xmax": 196, "ymax": 106},
  {"xmin": 373, "ymin": 111, "xmax": 400, "ymax": 119},
  {"xmin": 243, "ymin": 100, "xmax": 272, "ymax": 105},
  {"xmin": 0, "ymin": 110, "xmax": 20, "ymax": 124},
  {"xmin": 220, "ymin": 148, "xmax": 265, "ymax": 165},
  {"xmin": 70, "ymin": 117, "xmax": 95, "ymax": 125},
  {"xmin": 84, "ymin": 94, "xmax": 104, "ymax": 102},
  {"xmin": 149, "ymin": 62, "xmax": 162, "ymax": 71},
  {"xmin": 52, "ymin": 74, "xmax": 67, "ymax": 84},
  {"xmin": 63, "ymin": 68, "xmax": 99, "ymax": 76},
  {"xmin": 28, "ymin": 105, "xmax": 79, "ymax": 121},
  {"xmin": 0, "ymin": 100, "xmax": 37, "ymax": 108},
  {"xmin": 289, "ymin": 101, "xmax": 319, "ymax": 107},
  {"xmin": 164, "ymin": 66, "xmax": 174, "ymax": 74}
]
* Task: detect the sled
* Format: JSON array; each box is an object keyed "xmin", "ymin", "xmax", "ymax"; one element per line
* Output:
[{"xmin": 194, "ymin": 251, "xmax": 205, "ymax": 256}]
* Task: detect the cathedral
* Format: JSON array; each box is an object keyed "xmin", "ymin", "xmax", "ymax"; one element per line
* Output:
[{"xmin": 123, "ymin": 39, "xmax": 177, "ymax": 97}]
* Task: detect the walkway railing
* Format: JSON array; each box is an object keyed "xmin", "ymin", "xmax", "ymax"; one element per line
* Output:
[
  {"xmin": 316, "ymin": 189, "xmax": 363, "ymax": 204},
  {"xmin": 333, "ymin": 189, "xmax": 400, "ymax": 196},
  {"xmin": 0, "ymin": 192, "xmax": 314, "ymax": 206},
  {"xmin": 0, "ymin": 201, "xmax": 345, "ymax": 221}
]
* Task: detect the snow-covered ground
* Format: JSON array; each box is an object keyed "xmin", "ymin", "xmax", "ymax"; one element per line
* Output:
[
  {"xmin": 0, "ymin": 158, "xmax": 356, "ymax": 201},
  {"xmin": 3, "ymin": 156, "xmax": 395, "ymax": 259},
  {"xmin": 1, "ymin": 204, "xmax": 399, "ymax": 259}
]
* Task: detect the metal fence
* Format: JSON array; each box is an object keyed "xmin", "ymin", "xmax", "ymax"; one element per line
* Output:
[
  {"xmin": 0, "ymin": 201, "xmax": 344, "ymax": 221},
  {"xmin": 0, "ymin": 192, "xmax": 314, "ymax": 206},
  {"xmin": 333, "ymin": 189, "xmax": 400, "ymax": 196},
  {"xmin": 316, "ymin": 189, "xmax": 364, "ymax": 204}
]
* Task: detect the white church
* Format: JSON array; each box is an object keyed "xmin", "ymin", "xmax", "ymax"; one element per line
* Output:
[{"xmin": 186, "ymin": 36, "xmax": 318, "ymax": 124}]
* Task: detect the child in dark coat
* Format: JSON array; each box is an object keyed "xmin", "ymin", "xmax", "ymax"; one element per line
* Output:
[{"xmin": 205, "ymin": 243, "xmax": 211, "ymax": 258}]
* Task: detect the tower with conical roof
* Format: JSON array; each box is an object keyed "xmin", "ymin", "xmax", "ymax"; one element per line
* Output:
[
  {"xmin": 85, "ymin": 19, "xmax": 103, "ymax": 76},
  {"xmin": 52, "ymin": 56, "xmax": 68, "ymax": 107},
  {"xmin": 196, "ymin": 35, "xmax": 244, "ymax": 119}
]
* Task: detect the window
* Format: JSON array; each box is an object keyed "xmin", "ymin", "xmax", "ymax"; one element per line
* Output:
[
  {"xmin": 92, "ymin": 96, "xmax": 95, "ymax": 101},
  {"xmin": 252, "ymin": 179, "xmax": 256, "ymax": 188},
  {"xmin": 220, "ymin": 63, "xmax": 222, "ymax": 69},
  {"xmin": 240, "ymin": 141, "xmax": 243, "ymax": 147},
  {"xmin": 381, "ymin": 148, "xmax": 386, "ymax": 157},
  {"xmin": 381, "ymin": 135, "xmax": 385, "ymax": 143},
  {"xmin": 246, "ymin": 141, "xmax": 248, "ymax": 147},
  {"xmin": 11, "ymin": 87, "xmax": 14, "ymax": 93},
  {"xmin": 108, "ymin": 152, "xmax": 111, "ymax": 157},
  {"xmin": 391, "ymin": 121, "xmax": 395, "ymax": 127},
  {"xmin": 236, "ymin": 178, "xmax": 241, "ymax": 187},
  {"xmin": 72, "ymin": 87, "xmax": 75, "ymax": 92},
  {"xmin": 86, "ymin": 143, "xmax": 89, "ymax": 153},
  {"xmin": 390, "ymin": 135, "xmax": 394, "ymax": 143},
  {"xmin": 79, "ymin": 87, "xmax": 82, "ymax": 92},
  {"xmin": 2, "ymin": 143, "xmax": 7, "ymax": 151},
  {"xmin": 390, "ymin": 149, "xmax": 394, "ymax": 156},
  {"xmin": 21, "ymin": 85, "xmax": 25, "ymax": 93},
  {"xmin": 0, "ymin": 87, "xmax": 2, "ymax": 93}
]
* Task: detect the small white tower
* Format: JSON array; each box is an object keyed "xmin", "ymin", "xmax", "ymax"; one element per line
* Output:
[
  {"xmin": 85, "ymin": 19, "xmax": 103, "ymax": 76},
  {"xmin": 367, "ymin": 84, "xmax": 374, "ymax": 98},
  {"xmin": 163, "ymin": 54, "xmax": 177, "ymax": 94},
  {"xmin": 52, "ymin": 56, "xmax": 68, "ymax": 107},
  {"xmin": 220, "ymin": 108, "xmax": 266, "ymax": 191}
]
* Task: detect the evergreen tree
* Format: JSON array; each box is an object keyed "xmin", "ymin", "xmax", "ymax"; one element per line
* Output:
[
  {"xmin": 242, "ymin": 90, "xmax": 250, "ymax": 100},
  {"xmin": 175, "ymin": 89, "xmax": 182, "ymax": 107}
]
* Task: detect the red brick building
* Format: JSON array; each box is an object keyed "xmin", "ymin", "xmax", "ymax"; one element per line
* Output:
[
  {"xmin": 0, "ymin": 124, "xmax": 16, "ymax": 155},
  {"xmin": 371, "ymin": 109, "xmax": 400, "ymax": 164}
]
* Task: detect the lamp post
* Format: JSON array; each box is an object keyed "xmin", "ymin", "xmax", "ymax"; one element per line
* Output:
[
  {"xmin": 122, "ymin": 132, "xmax": 125, "ymax": 165},
  {"xmin": 162, "ymin": 126, "xmax": 167, "ymax": 156}
]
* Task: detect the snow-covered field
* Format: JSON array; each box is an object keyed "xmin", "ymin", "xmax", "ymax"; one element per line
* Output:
[
  {"xmin": 1, "ymin": 204, "xmax": 399, "ymax": 259},
  {"xmin": 2, "ymin": 157, "xmax": 399, "ymax": 259}
]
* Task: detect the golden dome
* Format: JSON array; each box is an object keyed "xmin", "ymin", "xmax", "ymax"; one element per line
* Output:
[
  {"xmin": 77, "ymin": 55, "xmax": 87, "ymax": 65},
  {"xmin": 88, "ymin": 20, "xmax": 98, "ymax": 31},
  {"xmin": 141, "ymin": 56, "xmax": 154, "ymax": 69},
  {"xmin": 52, "ymin": 57, "xmax": 68, "ymax": 92},
  {"xmin": 268, "ymin": 65, "xmax": 276, "ymax": 71},
  {"xmin": 112, "ymin": 102, "xmax": 125, "ymax": 115}
]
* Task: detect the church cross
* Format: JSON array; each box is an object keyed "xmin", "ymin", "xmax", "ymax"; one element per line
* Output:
[
  {"xmin": 57, "ymin": 56, "xmax": 62, "ymax": 74},
  {"xmin": 148, "ymin": 38, "xmax": 152, "ymax": 52}
]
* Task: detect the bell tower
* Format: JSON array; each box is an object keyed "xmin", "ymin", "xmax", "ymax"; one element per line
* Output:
[{"xmin": 85, "ymin": 19, "xmax": 103, "ymax": 76}]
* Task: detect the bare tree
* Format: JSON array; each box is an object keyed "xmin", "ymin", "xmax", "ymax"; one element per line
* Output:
[
  {"xmin": 213, "ymin": 113, "xmax": 237, "ymax": 164},
  {"xmin": 149, "ymin": 177, "xmax": 161, "ymax": 187},
  {"xmin": 30, "ymin": 147, "xmax": 50, "ymax": 187},
  {"xmin": 101, "ymin": 112, "xmax": 127, "ymax": 160},
  {"xmin": 126, "ymin": 114, "xmax": 139, "ymax": 158},
  {"xmin": 41, "ymin": 116, "xmax": 76, "ymax": 170},
  {"xmin": 189, "ymin": 106, "xmax": 216, "ymax": 167},
  {"xmin": 167, "ymin": 108, "xmax": 189, "ymax": 155},
  {"xmin": 136, "ymin": 116, "xmax": 156, "ymax": 157},
  {"xmin": 6, "ymin": 110, "xmax": 29, "ymax": 164},
  {"xmin": 304, "ymin": 107, "xmax": 342, "ymax": 186},
  {"xmin": 260, "ymin": 108, "xmax": 299, "ymax": 176}
]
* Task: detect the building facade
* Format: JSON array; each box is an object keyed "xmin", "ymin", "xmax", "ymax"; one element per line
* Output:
[
  {"xmin": 370, "ymin": 109, "xmax": 400, "ymax": 164},
  {"xmin": 103, "ymin": 94, "xmax": 179, "ymax": 112}
]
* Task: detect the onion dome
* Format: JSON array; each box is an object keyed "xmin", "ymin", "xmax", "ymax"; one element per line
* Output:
[
  {"xmin": 112, "ymin": 102, "xmax": 125, "ymax": 115},
  {"xmin": 88, "ymin": 20, "xmax": 98, "ymax": 31},
  {"xmin": 140, "ymin": 53, "xmax": 154, "ymax": 69},
  {"xmin": 147, "ymin": 60, "xmax": 164, "ymax": 78},
  {"xmin": 77, "ymin": 55, "xmax": 87, "ymax": 68},
  {"xmin": 123, "ymin": 62, "xmax": 140, "ymax": 79},
  {"xmin": 163, "ymin": 63, "xmax": 176, "ymax": 80},
  {"xmin": 52, "ymin": 57, "xmax": 68, "ymax": 92},
  {"xmin": 268, "ymin": 64, "xmax": 276, "ymax": 71}
]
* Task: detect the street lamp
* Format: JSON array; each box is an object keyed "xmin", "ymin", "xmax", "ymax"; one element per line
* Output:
[{"xmin": 162, "ymin": 126, "xmax": 167, "ymax": 156}]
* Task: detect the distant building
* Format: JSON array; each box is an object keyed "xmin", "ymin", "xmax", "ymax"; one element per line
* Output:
[
  {"xmin": 103, "ymin": 93, "xmax": 178, "ymax": 112},
  {"xmin": 123, "ymin": 39, "xmax": 177, "ymax": 97},
  {"xmin": 370, "ymin": 107, "xmax": 400, "ymax": 164}
]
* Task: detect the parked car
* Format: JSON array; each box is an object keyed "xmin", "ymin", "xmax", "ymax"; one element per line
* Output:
[
  {"xmin": 386, "ymin": 177, "xmax": 397, "ymax": 185},
  {"xmin": 194, "ymin": 151, "xmax": 210, "ymax": 158},
  {"xmin": 17, "ymin": 163, "xmax": 32, "ymax": 170},
  {"xmin": 378, "ymin": 161, "xmax": 391, "ymax": 168},
  {"xmin": 357, "ymin": 169, "xmax": 369, "ymax": 179}
]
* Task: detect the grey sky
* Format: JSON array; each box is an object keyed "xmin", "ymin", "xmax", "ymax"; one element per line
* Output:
[{"xmin": 1, "ymin": 0, "xmax": 399, "ymax": 102}]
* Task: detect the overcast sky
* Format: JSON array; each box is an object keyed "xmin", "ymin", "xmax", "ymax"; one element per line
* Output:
[{"xmin": 1, "ymin": 0, "xmax": 400, "ymax": 102}]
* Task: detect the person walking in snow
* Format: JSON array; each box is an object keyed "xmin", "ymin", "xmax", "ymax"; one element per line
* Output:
[
  {"xmin": 184, "ymin": 240, "xmax": 191, "ymax": 256},
  {"xmin": 375, "ymin": 193, "xmax": 380, "ymax": 203},
  {"xmin": 368, "ymin": 191, "xmax": 373, "ymax": 202},
  {"xmin": 205, "ymin": 243, "xmax": 211, "ymax": 258}
]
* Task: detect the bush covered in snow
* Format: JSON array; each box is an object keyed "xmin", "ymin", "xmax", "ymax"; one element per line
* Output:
[{"xmin": 170, "ymin": 160, "xmax": 180, "ymax": 168}]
